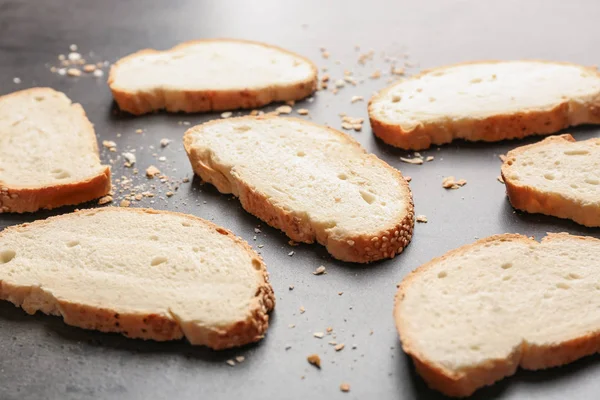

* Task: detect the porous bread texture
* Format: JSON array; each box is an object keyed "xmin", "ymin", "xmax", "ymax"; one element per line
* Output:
[
  {"xmin": 0, "ymin": 88, "xmax": 111, "ymax": 213},
  {"xmin": 0, "ymin": 208, "xmax": 275, "ymax": 349},
  {"xmin": 369, "ymin": 61, "xmax": 600, "ymax": 150},
  {"xmin": 395, "ymin": 233, "xmax": 600, "ymax": 397},
  {"xmin": 183, "ymin": 116, "xmax": 414, "ymax": 263},
  {"xmin": 502, "ymin": 134, "xmax": 600, "ymax": 227},
  {"xmin": 109, "ymin": 39, "xmax": 318, "ymax": 115}
]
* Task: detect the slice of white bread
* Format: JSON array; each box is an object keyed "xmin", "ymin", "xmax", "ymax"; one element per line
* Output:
[
  {"xmin": 0, "ymin": 88, "xmax": 111, "ymax": 213},
  {"xmin": 0, "ymin": 207, "xmax": 275, "ymax": 349},
  {"xmin": 395, "ymin": 233, "xmax": 600, "ymax": 397},
  {"xmin": 501, "ymin": 134, "xmax": 600, "ymax": 227},
  {"xmin": 369, "ymin": 61, "xmax": 600, "ymax": 150},
  {"xmin": 108, "ymin": 39, "xmax": 318, "ymax": 115},
  {"xmin": 183, "ymin": 116, "xmax": 414, "ymax": 263}
]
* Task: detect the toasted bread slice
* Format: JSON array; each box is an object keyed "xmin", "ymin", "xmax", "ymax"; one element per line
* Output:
[
  {"xmin": 0, "ymin": 207, "xmax": 275, "ymax": 349},
  {"xmin": 502, "ymin": 134, "xmax": 600, "ymax": 226},
  {"xmin": 395, "ymin": 233, "xmax": 600, "ymax": 397},
  {"xmin": 108, "ymin": 39, "xmax": 318, "ymax": 115},
  {"xmin": 369, "ymin": 61, "xmax": 600, "ymax": 150},
  {"xmin": 183, "ymin": 116, "xmax": 414, "ymax": 263},
  {"xmin": 0, "ymin": 88, "xmax": 111, "ymax": 213}
]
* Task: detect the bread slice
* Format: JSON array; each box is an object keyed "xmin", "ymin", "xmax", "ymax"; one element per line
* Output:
[
  {"xmin": 395, "ymin": 233, "xmax": 600, "ymax": 397},
  {"xmin": 108, "ymin": 39, "xmax": 318, "ymax": 115},
  {"xmin": 183, "ymin": 116, "xmax": 414, "ymax": 263},
  {"xmin": 501, "ymin": 134, "xmax": 600, "ymax": 227},
  {"xmin": 0, "ymin": 88, "xmax": 111, "ymax": 213},
  {"xmin": 0, "ymin": 207, "xmax": 275, "ymax": 349},
  {"xmin": 369, "ymin": 61, "xmax": 600, "ymax": 150}
]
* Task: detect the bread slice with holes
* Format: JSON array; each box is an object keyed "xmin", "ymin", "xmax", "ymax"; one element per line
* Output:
[
  {"xmin": 0, "ymin": 88, "xmax": 111, "ymax": 213},
  {"xmin": 0, "ymin": 207, "xmax": 275, "ymax": 349},
  {"xmin": 108, "ymin": 39, "xmax": 318, "ymax": 115},
  {"xmin": 184, "ymin": 116, "xmax": 414, "ymax": 263},
  {"xmin": 369, "ymin": 61, "xmax": 600, "ymax": 150},
  {"xmin": 395, "ymin": 232, "xmax": 600, "ymax": 397},
  {"xmin": 501, "ymin": 134, "xmax": 600, "ymax": 227}
]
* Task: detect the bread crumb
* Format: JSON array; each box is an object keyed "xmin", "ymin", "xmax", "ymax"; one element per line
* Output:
[
  {"xmin": 497, "ymin": 175, "xmax": 505, "ymax": 184},
  {"xmin": 166, "ymin": 191, "xmax": 174, "ymax": 197},
  {"xmin": 119, "ymin": 199, "xmax": 131, "ymax": 207},
  {"xmin": 160, "ymin": 138, "xmax": 170, "ymax": 147},
  {"xmin": 98, "ymin": 195, "xmax": 113, "ymax": 205},
  {"xmin": 13, "ymin": 77, "xmax": 21, "ymax": 84},
  {"xmin": 370, "ymin": 70, "xmax": 381, "ymax": 79},
  {"xmin": 391, "ymin": 66, "xmax": 405, "ymax": 75},
  {"xmin": 340, "ymin": 383, "xmax": 350, "ymax": 392},
  {"xmin": 344, "ymin": 76, "xmax": 357, "ymax": 85},
  {"xmin": 426, "ymin": 156, "xmax": 434, "ymax": 162},
  {"xmin": 313, "ymin": 265, "xmax": 326, "ymax": 275},
  {"xmin": 400, "ymin": 157, "xmax": 423, "ymax": 165},
  {"xmin": 83, "ymin": 64, "xmax": 96, "ymax": 73},
  {"xmin": 341, "ymin": 122, "xmax": 353, "ymax": 130},
  {"xmin": 288, "ymin": 251, "xmax": 295, "ymax": 256},
  {"xmin": 235, "ymin": 356, "xmax": 245, "ymax": 363},
  {"xmin": 300, "ymin": 306, "xmax": 305, "ymax": 314},
  {"xmin": 322, "ymin": 51, "xmax": 330, "ymax": 59},
  {"xmin": 314, "ymin": 332, "xmax": 324, "ymax": 338},
  {"xmin": 350, "ymin": 95, "xmax": 363, "ymax": 103},
  {"xmin": 416, "ymin": 215, "xmax": 428, "ymax": 223},
  {"xmin": 352, "ymin": 124, "xmax": 362, "ymax": 132},
  {"xmin": 122, "ymin": 152, "xmax": 136, "ymax": 166},
  {"xmin": 226, "ymin": 360, "xmax": 236, "ymax": 367},
  {"xmin": 335, "ymin": 79, "xmax": 345, "ymax": 88},
  {"xmin": 102, "ymin": 140, "xmax": 116, "ymax": 149},
  {"xmin": 338, "ymin": 291, "xmax": 343, "ymax": 296},
  {"xmin": 221, "ymin": 111, "xmax": 232, "ymax": 118},
  {"xmin": 68, "ymin": 52, "xmax": 81, "ymax": 61},
  {"xmin": 296, "ymin": 108, "xmax": 309, "ymax": 115},
  {"xmin": 335, "ymin": 343, "xmax": 345, "ymax": 351},
  {"xmin": 146, "ymin": 165, "xmax": 161, "ymax": 178},
  {"xmin": 67, "ymin": 68, "xmax": 81, "ymax": 77},
  {"xmin": 93, "ymin": 69, "xmax": 104, "ymax": 77},
  {"xmin": 307, "ymin": 354, "xmax": 321, "ymax": 368},
  {"xmin": 442, "ymin": 176, "xmax": 467, "ymax": 189},
  {"xmin": 289, "ymin": 285, "xmax": 294, "ymax": 290},
  {"xmin": 276, "ymin": 105, "xmax": 292, "ymax": 114}
]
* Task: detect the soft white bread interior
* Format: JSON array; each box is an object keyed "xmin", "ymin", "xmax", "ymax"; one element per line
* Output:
[
  {"xmin": 109, "ymin": 39, "xmax": 318, "ymax": 115},
  {"xmin": 501, "ymin": 134, "xmax": 600, "ymax": 227},
  {"xmin": 395, "ymin": 233, "xmax": 600, "ymax": 397},
  {"xmin": 0, "ymin": 88, "xmax": 111, "ymax": 213},
  {"xmin": 0, "ymin": 208, "xmax": 275, "ymax": 349},
  {"xmin": 184, "ymin": 116, "xmax": 414, "ymax": 263},
  {"xmin": 369, "ymin": 61, "xmax": 600, "ymax": 150}
]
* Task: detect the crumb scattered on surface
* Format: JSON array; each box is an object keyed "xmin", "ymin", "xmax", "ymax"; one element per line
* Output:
[
  {"xmin": 340, "ymin": 383, "xmax": 350, "ymax": 392},
  {"xmin": 350, "ymin": 95, "xmax": 363, "ymax": 103},
  {"xmin": 400, "ymin": 157, "xmax": 423, "ymax": 165},
  {"xmin": 335, "ymin": 343, "xmax": 345, "ymax": 351},
  {"xmin": 276, "ymin": 105, "xmax": 292, "ymax": 114},
  {"xmin": 307, "ymin": 354, "xmax": 321, "ymax": 368},
  {"xmin": 119, "ymin": 199, "xmax": 130, "ymax": 207},
  {"xmin": 313, "ymin": 265, "xmax": 326, "ymax": 275},
  {"xmin": 146, "ymin": 165, "xmax": 161, "ymax": 178},
  {"xmin": 314, "ymin": 332, "xmax": 324, "ymax": 338},
  {"xmin": 288, "ymin": 251, "xmax": 295, "ymax": 256},
  {"xmin": 426, "ymin": 156, "xmax": 434, "ymax": 162},
  {"xmin": 67, "ymin": 68, "xmax": 81, "ymax": 77},
  {"xmin": 289, "ymin": 285, "xmax": 294, "ymax": 290},
  {"xmin": 160, "ymin": 138, "xmax": 171, "ymax": 147},
  {"xmin": 300, "ymin": 306, "xmax": 305, "ymax": 314},
  {"xmin": 297, "ymin": 108, "xmax": 309, "ymax": 115},
  {"xmin": 235, "ymin": 356, "xmax": 245, "ymax": 363},
  {"xmin": 226, "ymin": 360, "xmax": 236, "ymax": 367},
  {"xmin": 221, "ymin": 111, "xmax": 232, "ymax": 118},
  {"xmin": 102, "ymin": 140, "xmax": 116, "ymax": 149},
  {"xmin": 442, "ymin": 176, "xmax": 467, "ymax": 189},
  {"xmin": 98, "ymin": 195, "xmax": 113, "ymax": 205},
  {"xmin": 416, "ymin": 215, "xmax": 428, "ymax": 223}
]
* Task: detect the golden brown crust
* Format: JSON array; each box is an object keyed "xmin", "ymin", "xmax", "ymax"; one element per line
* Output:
[
  {"xmin": 0, "ymin": 88, "xmax": 112, "ymax": 213},
  {"xmin": 369, "ymin": 60, "xmax": 600, "ymax": 150},
  {"xmin": 183, "ymin": 116, "xmax": 414, "ymax": 263},
  {"xmin": 501, "ymin": 134, "xmax": 600, "ymax": 227},
  {"xmin": 0, "ymin": 207, "xmax": 275, "ymax": 349},
  {"xmin": 108, "ymin": 38, "xmax": 318, "ymax": 115},
  {"xmin": 394, "ymin": 233, "xmax": 600, "ymax": 397}
]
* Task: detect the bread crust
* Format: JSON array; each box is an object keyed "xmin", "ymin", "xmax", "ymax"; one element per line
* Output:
[
  {"xmin": 0, "ymin": 88, "xmax": 111, "ymax": 213},
  {"xmin": 108, "ymin": 38, "xmax": 318, "ymax": 115},
  {"xmin": 501, "ymin": 134, "xmax": 600, "ymax": 227},
  {"xmin": 183, "ymin": 116, "xmax": 414, "ymax": 263},
  {"xmin": 369, "ymin": 60, "xmax": 600, "ymax": 150},
  {"xmin": 395, "ymin": 233, "xmax": 600, "ymax": 397},
  {"xmin": 0, "ymin": 208, "xmax": 275, "ymax": 350}
]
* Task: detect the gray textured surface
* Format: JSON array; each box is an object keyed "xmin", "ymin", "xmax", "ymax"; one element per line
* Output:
[{"xmin": 0, "ymin": 0, "xmax": 599, "ymax": 399}]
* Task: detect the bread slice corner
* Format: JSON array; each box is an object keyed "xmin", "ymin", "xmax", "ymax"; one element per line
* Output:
[
  {"xmin": 0, "ymin": 87, "xmax": 111, "ymax": 213},
  {"xmin": 501, "ymin": 133, "xmax": 600, "ymax": 227},
  {"xmin": 395, "ymin": 232, "xmax": 600, "ymax": 396}
]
